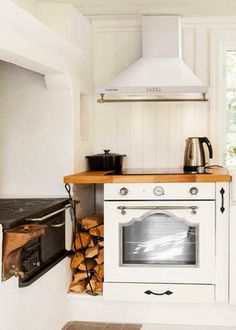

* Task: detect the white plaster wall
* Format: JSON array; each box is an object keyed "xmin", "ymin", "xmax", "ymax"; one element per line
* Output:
[
  {"xmin": 0, "ymin": 219, "xmax": 71, "ymax": 330},
  {"xmin": 0, "ymin": 61, "xmax": 73, "ymax": 196},
  {"xmin": 11, "ymin": 0, "xmax": 48, "ymax": 23},
  {"xmin": 37, "ymin": 3, "xmax": 94, "ymax": 172},
  {"xmin": 0, "ymin": 212, "xmax": 71, "ymax": 330},
  {"xmin": 1, "ymin": 1, "xmax": 94, "ymax": 175},
  {"xmin": 0, "ymin": 256, "xmax": 71, "ymax": 330},
  {"xmin": 0, "ymin": 3, "xmax": 94, "ymax": 330},
  {"xmin": 38, "ymin": 2, "xmax": 93, "ymax": 81}
]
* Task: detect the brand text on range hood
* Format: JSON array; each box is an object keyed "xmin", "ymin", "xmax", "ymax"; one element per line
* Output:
[{"xmin": 97, "ymin": 16, "xmax": 209, "ymax": 103}]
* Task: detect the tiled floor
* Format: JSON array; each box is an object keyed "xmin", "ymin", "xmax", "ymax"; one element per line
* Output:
[
  {"xmin": 142, "ymin": 326, "xmax": 236, "ymax": 330},
  {"xmin": 62, "ymin": 321, "xmax": 142, "ymax": 330},
  {"xmin": 62, "ymin": 323, "xmax": 236, "ymax": 330}
]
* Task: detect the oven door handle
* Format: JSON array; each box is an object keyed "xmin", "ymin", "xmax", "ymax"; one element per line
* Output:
[
  {"xmin": 117, "ymin": 205, "xmax": 198, "ymax": 215},
  {"xmin": 51, "ymin": 222, "xmax": 65, "ymax": 228},
  {"xmin": 25, "ymin": 204, "xmax": 72, "ymax": 222}
]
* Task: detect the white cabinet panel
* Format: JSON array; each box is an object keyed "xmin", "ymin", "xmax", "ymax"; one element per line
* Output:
[
  {"xmin": 216, "ymin": 182, "xmax": 229, "ymax": 303},
  {"xmin": 104, "ymin": 183, "xmax": 215, "ymax": 200},
  {"xmin": 104, "ymin": 282, "xmax": 215, "ymax": 304}
]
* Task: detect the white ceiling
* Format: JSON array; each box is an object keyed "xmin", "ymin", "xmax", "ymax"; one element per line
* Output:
[{"xmin": 37, "ymin": 0, "xmax": 236, "ymax": 17}]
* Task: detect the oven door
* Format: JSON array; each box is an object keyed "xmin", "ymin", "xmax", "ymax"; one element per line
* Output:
[
  {"xmin": 104, "ymin": 200, "xmax": 215, "ymax": 284},
  {"xmin": 40, "ymin": 212, "xmax": 65, "ymax": 263}
]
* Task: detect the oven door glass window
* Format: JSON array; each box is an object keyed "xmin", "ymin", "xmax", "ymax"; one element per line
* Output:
[{"xmin": 121, "ymin": 212, "xmax": 197, "ymax": 266}]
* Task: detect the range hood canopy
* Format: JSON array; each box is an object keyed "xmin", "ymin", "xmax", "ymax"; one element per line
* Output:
[{"xmin": 96, "ymin": 16, "xmax": 209, "ymax": 103}]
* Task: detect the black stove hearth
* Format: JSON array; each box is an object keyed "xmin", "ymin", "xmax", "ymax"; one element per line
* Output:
[
  {"xmin": 0, "ymin": 198, "xmax": 69, "ymax": 229},
  {"xmin": 0, "ymin": 198, "xmax": 70, "ymax": 287}
]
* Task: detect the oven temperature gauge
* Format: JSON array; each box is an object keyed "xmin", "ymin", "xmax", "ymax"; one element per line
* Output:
[{"xmin": 153, "ymin": 186, "xmax": 165, "ymax": 196}]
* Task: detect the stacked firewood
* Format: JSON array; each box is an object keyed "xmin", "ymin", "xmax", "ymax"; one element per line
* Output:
[{"xmin": 69, "ymin": 214, "xmax": 104, "ymax": 295}]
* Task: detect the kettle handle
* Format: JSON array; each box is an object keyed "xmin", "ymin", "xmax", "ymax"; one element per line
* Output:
[{"xmin": 200, "ymin": 137, "xmax": 213, "ymax": 159}]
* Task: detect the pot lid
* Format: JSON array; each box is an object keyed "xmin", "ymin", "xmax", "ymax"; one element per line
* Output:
[{"xmin": 86, "ymin": 150, "xmax": 126, "ymax": 157}]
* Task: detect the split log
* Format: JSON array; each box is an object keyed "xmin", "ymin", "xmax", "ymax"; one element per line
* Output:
[
  {"xmin": 88, "ymin": 236, "xmax": 98, "ymax": 247},
  {"xmin": 78, "ymin": 259, "xmax": 97, "ymax": 271},
  {"xmin": 73, "ymin": 232, "xmax": 91, "ymax": 250},
  {"xmin": 94, "ymin": 264, "xmax": 104, "ymax": 282},
  {"xmin": 95, "ymin": 249, "xmax": 104, "ymax": 265},
  {"xmin": 85, "ymin": 245, "xmax": 99, "ymax": 259},
  {"xmin": 80, "ymin": 214, "xmax": 103, "ymax": 230},
  {"xmin": 89, "ymin": 224, "xmax": 104, "ymax": 237},
  {"xmin": 72, "ymin": 271, "xmax": 90, "ymax": 284},
  {"xmin": 69, "ymin": 212, "xmax": 104, "ymax": 295},
  {"xmin": 98, "ymin": 241, "xmax": 104, "ymax": 248},
  {"xmin": 70, "ymin": 280, "xmax": 87, "ymax": 293},
  {"xmin": 70, "ymin": 252, "xmax": 84, "ymax": 269},
  {"xmin": 86, "ymin": 276, "xmax": 103, "ymax": 293}
]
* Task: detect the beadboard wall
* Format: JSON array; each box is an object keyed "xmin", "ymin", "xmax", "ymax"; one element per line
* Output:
[{"xmin": 92, "ymin": 17, "xmax": 234, "ymax": 168}]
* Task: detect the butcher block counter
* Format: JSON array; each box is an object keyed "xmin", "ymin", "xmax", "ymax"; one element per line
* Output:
[{"xmin": 64, "ymin": 168, "xmax": 231, "ymax": 184}]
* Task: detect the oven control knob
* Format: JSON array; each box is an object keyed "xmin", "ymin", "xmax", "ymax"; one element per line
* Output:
[
  {"xmin": 120, "ymin": 187, "xmax": 128, "ymax": 196},
  {"xmin": 190, "ymin": 187, "xmax": 199, "ymax": 195},
  {"xmin": 153, "ymin": 186, "xmax": 165, "ymax": 196}
]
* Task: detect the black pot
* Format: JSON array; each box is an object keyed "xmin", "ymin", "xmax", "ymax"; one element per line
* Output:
[{"xmin": 86, "ymin": 150, "xmax": 126, "ymax": 171}]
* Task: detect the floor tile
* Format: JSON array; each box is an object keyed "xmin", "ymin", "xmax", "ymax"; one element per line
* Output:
[
  {"xmin": 85, "ymin": 324, "xmax": 106, "ymax": 330},
  {"xmin": 122, "ymin": 325, "xmax": 142, "ymax": 330},
  {"xmin": 141, "ymin": 326, "xmax": 236, "ymax": 330},
  {"xmin": 62, "ymin": 321, "xmax": 88, "ymax": 330},
  {"xmin": 104, "ymin": 324, "xmax": 123, "ymax": 330}
]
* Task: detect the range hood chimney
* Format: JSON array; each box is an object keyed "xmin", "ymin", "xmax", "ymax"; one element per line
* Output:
[{"xmin": 96, "ymin": 16, "xmax": 209, "ymax": 103}]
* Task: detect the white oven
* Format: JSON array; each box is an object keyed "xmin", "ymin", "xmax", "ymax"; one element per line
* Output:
[{"xmin": 104, "ymin": 183, "xmax": 215, "ymax": 285}]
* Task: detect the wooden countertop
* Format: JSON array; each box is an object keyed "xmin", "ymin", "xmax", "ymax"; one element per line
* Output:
[{"xmin": 64, "ymin": 168, "xmax": 231, "ymax": 184}]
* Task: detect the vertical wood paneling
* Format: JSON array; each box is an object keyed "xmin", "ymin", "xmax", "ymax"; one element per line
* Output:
[
  {"xmin": 182, "ymin": 27, "xmax": 198, "ymax": 143},
  {"xmin": 182, "ymin": 104, "xmax": 195, "ymax": 139},
  {"xmin": 195, "ymin": 28, "xmax": 209, "ymax": 84},
  {"xmin": 117, "ymin": 104, "xmax": 131, "ymax": 168},
  {"xmin": 194, "ymin": 28, "xmax": 210, "ymax": 137},
  {"xmin": 104, "ymin": 103, "xmax": 118, "ymax": 151},
  {"xmin": 169, "ymin": 103, "xmax": 184, "ymax": 167},
  {"xmin": 93, "ymin": 32, "xmax": 108, "ymax": 85},
  {"xmin": 143, "ymin": 103, "xmax": 157, "ymax": 167},
  {"xmin": 93, "ymin": 32, "xmax": 105, "ymax": 153},
  {"xmin": 155, "ymin": 104, "xmax": 170, "ymax": 167},
  {"xmin": 93, "ymin": 22, "xmax": 211, "ymax": 168},
  {"xmin": 94, "ymin": 103, "xmax": 106, "ymax": 152},
  {"xmin": 182, "ymin": 28, "xmax": 195, "ymax": 71},
  {"xmin": 129, "ymin": 103, "xmax": 144, "ymax": 167}
]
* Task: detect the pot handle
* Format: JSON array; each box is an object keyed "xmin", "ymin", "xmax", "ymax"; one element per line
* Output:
[{"xmin": 103, "ymin": 150, "xmax": 110, "ymax": 154}]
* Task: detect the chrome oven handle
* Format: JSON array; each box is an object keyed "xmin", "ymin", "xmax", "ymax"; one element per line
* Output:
[
  {"xmin": 117, "ymin": 205, "xmax": 198, "ymax": 215},
  {"xmin": 51, "ymin": 222, "xmax": 65, "ymax": 228},
  {"xmin": 25, "ymin": 203, "xmax": 72, "ymax": 222}
]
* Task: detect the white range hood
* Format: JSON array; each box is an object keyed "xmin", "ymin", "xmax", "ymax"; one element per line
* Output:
[{"xmin": 97, "ymin": 16, "xmax": 209, "ymax": 103}]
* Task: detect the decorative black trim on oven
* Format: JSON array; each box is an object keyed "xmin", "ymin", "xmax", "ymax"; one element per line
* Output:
[
  {"xmin": 220, "ymin": 188, "xmax": 225, "ymax": 214},
  {"xmin": 144, "ymin": 290, "xmax": 173, "ymax": 296}
]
